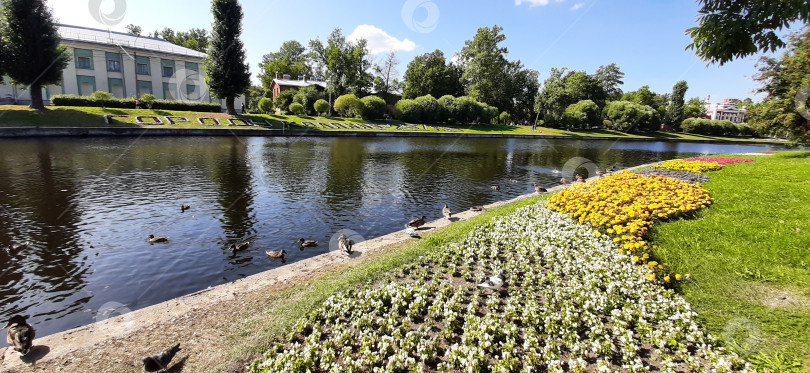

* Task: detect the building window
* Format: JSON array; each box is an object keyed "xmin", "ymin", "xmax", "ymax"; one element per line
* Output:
[
  {"xmin": 163, "ymin": 82, "xmax": 177, "ymax": 100},
  {"xmin": 136, "ymin": 63, "xmax": 149, "ymax": 75},
  {"xmin": 185, "ymin": 62, "xmax": 199, "ymax": 72},
  {"xmin": 106, "ymin": 52, "xmax": 122, "ymax": 72},
  {"xmin": 74, "ymin": 49, "xmax": 94, "ymax": 70},
  {"xmin": 108, "ymin": 78, "xmax": 125, "ymax": 98},
  {"xmin": 77, "ymin": 76, "xmax": 96, "ymax": 96},
  {"xmin": 186, "ymin": 84, "xmax": 198, "ymax": 100},
  {"xmin": 161, "ymin": 59, "xmax": 176, "ymax": 78},
  {"xmin": 137, "ymin": 81, "xmax": 153, "ymax": 96},
  {"xmin": 135, "ymin": 56, "xmax": 151, "ymax": 75}
]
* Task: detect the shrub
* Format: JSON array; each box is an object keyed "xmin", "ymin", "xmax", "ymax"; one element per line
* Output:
[
  {"xmin": 603, "ymin": 101, "xmax": 660, "ymax": 132},
  {"xmin": 334, "ymin": 94, "xmax": 363, "ymax": 117},
  {"xmin": 258, "ymin": 98, "xmax": 274, "ymax": 114},
  {"xmin": 455, "ymin": 96, "xmax": 483, "ymax": 124},
  {"xmin": 480, "ymin": 104, "xmax": 499, "ymax": 124},
  {"xmin": 293, "ymin": 86, "xmax": 325, "ymax": 115},
  {"xmin": 499, "ymin": 111, "xmax": 512, "ymax": 125},
  {"xmin": 360, "ymin": 95, "xmax": 387, "ymax": 120},
  {"xmin": 563, "ymin": 100, "xmax": 601, "ymax": 129},
  {"xmin": 414, "ymin": 95, "xmax": 445, "ymax": 124},
  {"xmin": 289, "ymin": 103, "xmax": 305, "ymax": 115},
  {"xmin": 394, "ymin": 99, "xmax": 422, "ymax": 123},
  {"xmin": 274, "ymin": 89, "xmax": 298, "ymax": 114},
  {"xmin": 681, "ymin": 118, "xmax": 751, "ymax": 136},
  {"xmin": 50, "ymin": 95, "xmax": 221, "ymax": 112},
  {"xmin": 90, "ymin": 91, "xmax": 114, "ymax": 101},
  {"xmin": 314, "ymin": 99, "xmax": 330, "ymax": 116},
  {"xmin": 140, "ymin": 94, "xmax": 155, "ymax": 108}
]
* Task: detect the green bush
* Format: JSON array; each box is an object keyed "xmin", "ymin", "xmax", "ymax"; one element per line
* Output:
[
  {"xmin": 293, "ymin": 86, "xmax": 325, "ymax": 115},
  {"xmin": 51, "ymin": 95, "xmax": 221, "ymax": 112},
  {"xmin": 480, "ymin": 104, "xmax": 499, "ymax": 124},
  {"xmin": 394, "ymin": 99, "xmax": 422, "ymax": 123},
  {"xmin": 499, "ymin": 111, "xmax": 512, "ymax": 125},
  {"xmin": 414, "ymin": 95, "xmax": 446, "ymax": 124},
  {"xmin": 274, "ymin": 89, "xmax": 298, "ymax": 114},
  {"xmin": 438, "ymin": 95, "xmax": 457, "ymax": 122},
  {"xmin": 90, "ymin": 91, "xmax": 114, "ymax": 101},
  {"xmin": 563, "ymin": 100, "xmax": 601, "ymax": 129},
  {"xmin": 258, "ymin": 98, "xmax": 274, "ymax": 114},
  {"xmin": 289, "ymin": 103, "xmax": 305, "ymax": 115},
  {"xmin": 140, "ymin": 94, "xmax": 155, "ymax": 108},
  {"xmin": 360, "ymin": 96, "xmax": 387, "ymax": 120},
  {"xmin": 314, "ymin": 99, "xmax": 330, "ymax": 116},
  {"xmin": 681, "ymin": 118, "xmax": 752, "ymax": 136},
  {"xmin": 455, "ymin": 96, "xmax": 483, "ymax": 124},
  {"xmin": 334, "ymin": 94, "xmax": 363, "ymax": 117},
  {"xmin": 603, "ymin": 101, "xmax": 660, "ymax": 132}
]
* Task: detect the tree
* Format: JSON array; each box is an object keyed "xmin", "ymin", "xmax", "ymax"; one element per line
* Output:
[
  {"xmin": 309, "ymin": 28, "xmax": 373, "ymax": 97},
  {"xmin": 564, "ymin": 100, "xmax": 601, "ymax": 129},
  {"xmin": 293, "ymin": 86, "xmax": 325, "ymax": 115},
  {"xmin": 289, "ymin": 103, "xmax": 305, "ymax": 115},
  {"xmin": 666, "ymin": 81, "xmax": 689, "ymax": 130},
  {"xmin": 0, "ymin": 0, "xmax": 69, "ymax": 110},
  {"xmin": 604, "ymin": 101, "xmax": 660, "ymax": 133},
  {"xmin": 204, "ymin": 0, "xmax": 251, "ymax": 115},
  {"xmin": 274, "ymin": 89, "xmax": 298, "ymax": 114},
  {"xmin": 686, "ymin": 0, "xmax": 810, "ymax": 65},
  {"xmin": 373, "ymin": 50, "xmax": 404, "ymax": 103},
  {"xmin": 154, "ymin": 27, "xmax": 210, "ymax": 53},
  {"xmin": 314, "ymin": 99, "xmax": 330, "ymax": 116},
  {"xmin": 748, "ymin": 27, "xmax": 810, "ymax": 144},
  {"xmin": 499, "ymin": 111, "xmax": 512, "ymax": 125},
  {"xmin": 334, "ymin": 94, "xmax": 362, "ymax": 117},
  {"xmin": 258, "ymin": 40, "xmax": 312, "ymax": 89},
  {"xmin": 244, "ymin": 85, "xmax": 267, "ymax": 113},
  {"xmin": 402, "ymin": 50, "xmax": 464, "ymax": 99},
  {"xmin": 258, "ymin": 97, "xmax": 274, "ymax": 113},
  {"xmin": 621, "ymin": 85, "xmax": 657, "ymax": 107},
  {"xmin": 414, "ymin": 94, "xmax": 445, "ymax": 124},
  {"xmin": 594, "ymin": 63, "xmax": 625, "ymax": 101},
  {"xmin": 360, "ymin": 95, "xmax": 387, "ymax": 120},
  {"xmin": 458, "ymin": 25, "xmax": 513, "ymax": 115},
  {"xmin": 126, "ymin": 24, "xmax": 142, "ymax": 36},
  {"xmin": 683, "ymin": 97, "xmax": 708, "ymax": 119},
  {"xmin": 536, "ymin": 68, "xmax": 605, "ymax": 127}
]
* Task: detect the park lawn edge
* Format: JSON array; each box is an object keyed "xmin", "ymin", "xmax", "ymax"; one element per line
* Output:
[{"xmin": 0, "ymin": 105, "xmax": 786, "ymax": 144}]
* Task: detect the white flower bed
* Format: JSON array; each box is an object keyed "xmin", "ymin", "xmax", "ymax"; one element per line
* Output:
[{"xmin": 250, "ymin": 204, "xmax": 752, "ymax": 372}]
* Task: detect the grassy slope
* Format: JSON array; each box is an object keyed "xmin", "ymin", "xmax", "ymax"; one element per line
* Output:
[
  {"xmin": 223, "ymin": 196, "xmax": 547, "ymax": 368},
  {"xmin": 650, "ymin": 152, "xmax": 810, "ymax": 366},
  {"xmin": 0, "ymin": 105, "xmax": 781, "ymax": 143}
]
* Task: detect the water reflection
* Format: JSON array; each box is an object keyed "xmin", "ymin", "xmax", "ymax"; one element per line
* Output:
[{"xmin": 0, "ymin": 136, "xmax": 778, "ymax": 343}]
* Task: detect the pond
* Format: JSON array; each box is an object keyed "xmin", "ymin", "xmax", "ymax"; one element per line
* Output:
[{"xmin": 0, "ymin": 136, "xmax": 778, "ymax": 341}]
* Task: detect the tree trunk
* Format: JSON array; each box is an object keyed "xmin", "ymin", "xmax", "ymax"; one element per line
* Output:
[
  {"xmin": 226, "ymin": 96, "xmax": 236, "ymax": 115},
  {"xmin": 29, "ymin": 83, "xmax": 45, "ymax": 110}
]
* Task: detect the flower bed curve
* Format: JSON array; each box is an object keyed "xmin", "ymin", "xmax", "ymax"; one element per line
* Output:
[{"xmin": 653, "ymin": 159, "xmax": 723, "ymax": 173}]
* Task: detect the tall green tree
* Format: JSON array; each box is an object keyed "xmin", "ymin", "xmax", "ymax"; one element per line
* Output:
[
  {"xmin": 666, "ymin": 80, "xmax": 689, "ymax": 129},
  {"xmin": 457, "ymin": 25, "xmax": 512, "ymax": 113},
  {"xmin": 536, "ymin": 68, "xmax": 605, "ymax": 127},
  {"xmin": 402, "ymin": 50, "xmax": 464, "ymax": 99},
  {"xmin": 0, "ymin": 0, "xmax": 69, "ymax": 110},
  {"xmin": 687, "ymin": 0, "xmax": 810, "ymax": 65},
  {"xmin": 258, "ymin": 40, "xmax": 312, "ymax": 89},
  {"xmin": 594, "ymin": 63, "xmax": 625, "ymax": 101},
  {"xmin": 204, "ymin": 0, "xmax": 251, "ymax": 115},
  {"xmin": 154, "ymin": 27, "xmax": 210, "ymax": 53},
  {"xmin": 373, "ymin": 50, "xmax": 405, "ymax": 103},
  {"xmin": 683, "ymin": 97, "xmax": 708, "ymax": 119},
  {"xmin": 309, "ymin": 28, "xmax": 373, "ymax": 98},
  {"xmin": 126, "ymin": 24, "xmax": 142, "ymax": 36}
]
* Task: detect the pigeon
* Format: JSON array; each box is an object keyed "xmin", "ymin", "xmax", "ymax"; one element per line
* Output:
[
  {"xmin": 5, "ymin": 315, "xmax": 35, "ymax": 357},
  {"xmin": 405, "ymin": 227, "xmax": 420, "ymax": 238},
  {"xmin": 477, "ymin": 271, "xmax": 506, "ymax": 290},
  {"xmin": 142, "ymin": 343, "xmax": 181, "ymax": 372},
  {"xmin": 147, "ymin": 235, "xmax": 169, "ymax": 243},
  {"xmin": 338, "ymin": 234, "xmax": 353, "ymax": 255},
  {"xmin": 442, "ymin": 204, "xmax": 452, "ymax": 219}
]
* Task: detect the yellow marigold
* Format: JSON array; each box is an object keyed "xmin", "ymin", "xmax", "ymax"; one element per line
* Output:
[{"xmin": 653, "ymin": 159, "xmax": 723, "ymax": 173}]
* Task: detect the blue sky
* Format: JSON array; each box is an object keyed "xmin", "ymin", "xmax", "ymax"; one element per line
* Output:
[{"xmin": 51, "ymin": 0, "xmax": 801, "ymax": 102}]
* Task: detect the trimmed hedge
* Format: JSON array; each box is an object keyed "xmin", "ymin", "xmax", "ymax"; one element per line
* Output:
[
  {"xmin": 681, "ymin": 118, "xmax": 754, "ymax": 137},
  {"xmin": 51, "ymin": 95, "xmax": 222, "ymax": 112}
]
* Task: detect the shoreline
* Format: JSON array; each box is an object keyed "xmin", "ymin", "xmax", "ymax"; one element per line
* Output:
[{"xmin": 0, "ymin": 126, "xmax": 788, "ymax": 146}]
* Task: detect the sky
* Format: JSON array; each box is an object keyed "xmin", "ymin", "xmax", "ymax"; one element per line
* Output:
[{"xmin": 49, "ymin": 0, "xmax": 802, "ymax": 103}]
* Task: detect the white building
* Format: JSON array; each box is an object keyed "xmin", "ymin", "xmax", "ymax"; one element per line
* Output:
[
  {"xmin": 0, "ymin": 24, "xmax": 244, "ymax": 111},
  {"xmin": 705, "ymin": 98, "xmax": 747, "ymax": 123}
]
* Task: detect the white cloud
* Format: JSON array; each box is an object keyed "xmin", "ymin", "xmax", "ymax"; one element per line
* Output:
[
  {"xmin": 514, "ymin": 0, "xmax": 550, "ymax": 6},
  {"xmin": 570, "ymin": 3, "xmax": 584, "ymax": 11},
  {"xmin": 348, "ymin": 25, "xmax": 416, "ymax": 55}
]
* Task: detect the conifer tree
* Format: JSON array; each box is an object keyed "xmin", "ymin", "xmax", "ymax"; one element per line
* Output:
[{"xmin": 204, "ymin": 0, "xmax": 251, "ymax": 115}]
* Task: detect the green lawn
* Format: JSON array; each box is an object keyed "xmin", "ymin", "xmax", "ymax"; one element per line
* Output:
[
  {"xmin": 0, "ymin": 105, "xmax": 784, "ymax": 143},
  {"xmin": 649, "ymin": 152, "xmax": 810, "ymax": 369}
]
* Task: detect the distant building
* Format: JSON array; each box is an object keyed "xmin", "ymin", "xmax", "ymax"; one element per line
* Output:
[
  {"xmin": 0, "ymin": 24, "xmax": 244, "ymax": 111},
  {"xmin": 269, "ymin": 74, "xmax": 328, "ymax": 99},
  {"xmin": 705, "ymin": 98, "xmax": 747, "ymax": 123}
]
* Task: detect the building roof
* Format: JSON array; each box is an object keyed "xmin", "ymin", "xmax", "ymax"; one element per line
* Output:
[
  {"xmin": 58, "ymin": 24, "xmax": 206, "ymax": 59},
  {"xmin": 272, "ymin": 78, "xmax": 328, "ymax": 89}
]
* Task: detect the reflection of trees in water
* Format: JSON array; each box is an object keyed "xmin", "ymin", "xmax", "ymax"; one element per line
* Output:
[
  {"xmin": 212, "ymin": 139, "xmax": 257, "ymax": 241},
  {"xmin": 323, "ymin": 138, "xmax": 366, "ymax": 209},
  {"xmin": 0, "ymin": 141, "xmax": 89, "ymax": 322}
]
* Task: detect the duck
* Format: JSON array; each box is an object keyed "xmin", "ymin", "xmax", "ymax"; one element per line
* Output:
[
  {"xmin": 477, "ymin": 270, "xmax": 506, "ymax": 290},
  {"xmin": 297, "ymin": 238, "xmax": 318, "ymax": 250},
  {"xmin": 406, "ymin": 216, "xmax": 426, "ymax": 229},
  {"xmin": 405, "ymin": 227, "xmax": 420, "ymax": 238},
  {"xmin": 560, "ymin": 178, "xmax": 567, "ymax": 186},
  {"xmin": 180, "ymin": 205, "xmax": 190, "ymax": 212},
  {"xmin": 265, "ymin": 249, "xmax": 287, "ymax": 264},
  {"xmin": 5, "ymin": 315, "xmax": 35, "ymax": 357},
  {"xmin": 338, "ymin": 234, "xmax": 353, "ymax": 255},
  {"xmin": 142, "ymin": 343, "xmax": 181, "ymax": 372},
  {"xmin": 531, "ymin": 182, "xmax": 547, "ymax": 194},
  {"xmin": 442, "ymin": 204, "xmax": 452, "ymax": 219},
  {"xmin": 147, "ymin": 235, "xmax": 169, "ymax": 244},
  {"xmin": 470, "ymin": 206, "xmax": 485, "ymax": 212},
  {"xmin": 229, "ymin": 241, "xmax": 250, "ymax": 253},
  {"xmin": 491, "ymin": 185, "xmax": 500, "ymax": 191},
  {"xmin": 5, "ymin": 242, "xmax": 29, "ymax": 255}
]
